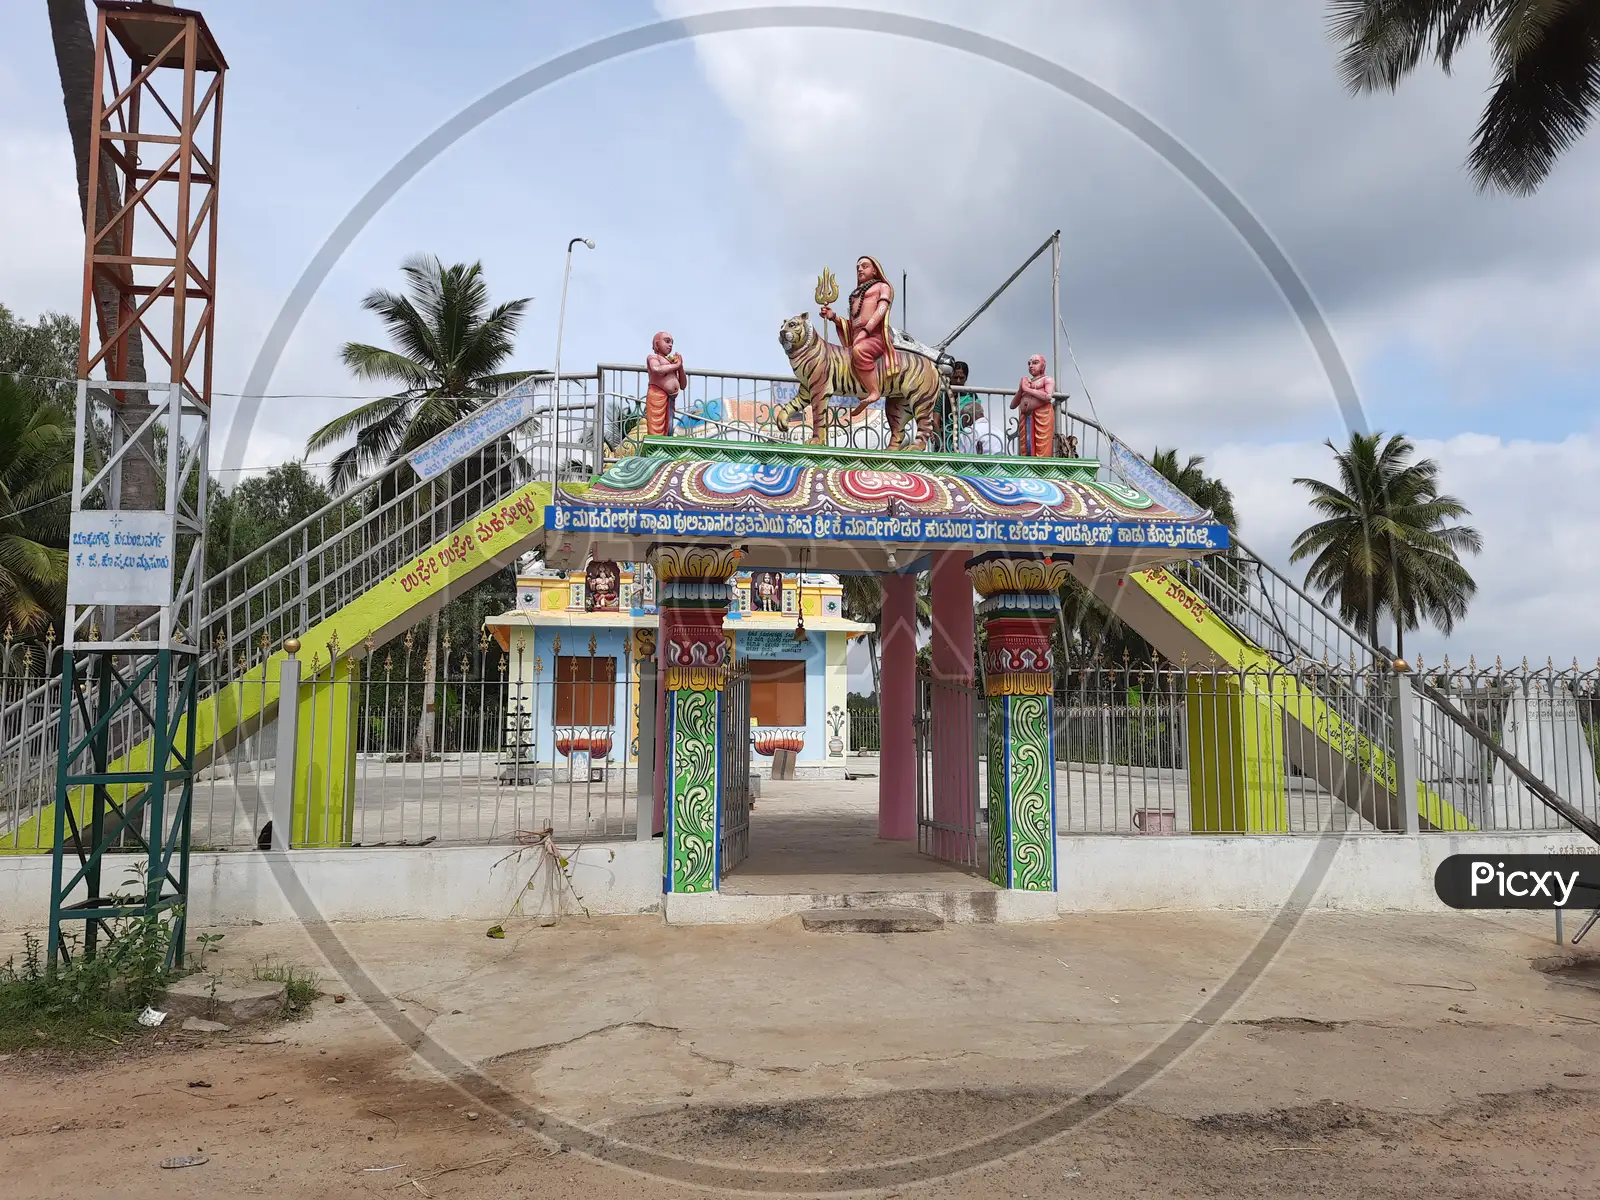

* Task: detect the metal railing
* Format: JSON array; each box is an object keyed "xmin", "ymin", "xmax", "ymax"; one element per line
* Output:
[
  {"xmin": 185, "ymin": 625, "xmax": 644, "ymax": 850},
  {"xmin": 1408, "ymin": 658, "xmax": 1600, "ymax": 836},
  {"xmin": 7, "ymin": 356, "xmax": 1596, "ymax": 853}
]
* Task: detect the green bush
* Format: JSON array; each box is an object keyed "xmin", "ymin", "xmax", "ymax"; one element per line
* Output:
[{"xmin": 0, "ymin": 913, "xmax": 175, "ymax": 1051}]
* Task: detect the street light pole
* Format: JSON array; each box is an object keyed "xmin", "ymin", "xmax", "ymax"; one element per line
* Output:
[{"xmin": 551, "ymin": 237, "xmax": 594, "ymax": 511}]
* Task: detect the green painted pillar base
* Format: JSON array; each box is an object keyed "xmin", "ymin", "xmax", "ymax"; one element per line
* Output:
[
  {"xmin": 291, "ymin": 656, "xmax": 358, "ymax": 847},
  {"xmin": 664, "ymin": 686, "xmax": 721, "ymax": 893},
  {"xmin": 653, "ymin": 543, "xmax": 741, "ymax": 894},
  {"xmin": 1185, "ymin": 673, "xmax": 1287, "ymax": 832},
  {"xmin": 986, "ymin": 693, "xmax": 1058, "ymax": 890}
]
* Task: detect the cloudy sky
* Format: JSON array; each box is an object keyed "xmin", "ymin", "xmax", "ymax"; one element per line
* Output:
[{"xmin": 2, "ymin": 1, "xmax": 1596, "ymax": 663}]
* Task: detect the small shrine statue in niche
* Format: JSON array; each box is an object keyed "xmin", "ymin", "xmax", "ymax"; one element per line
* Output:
[
  {"xmin": 645, "ymin": 331, "xmax": 687, "ymax": 437},
  {"xmin": 1011, "ymin": 354, "xmax": 1056, "ymax": 457}
]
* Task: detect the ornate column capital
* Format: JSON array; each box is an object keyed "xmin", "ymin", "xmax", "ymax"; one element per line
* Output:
[
  {"xmin": 967, "ymin": 552, "xmax": 1069, "ymax": 697},
  {"xmin": 651, "ymin": 543, "xmax": 741, "ymax": 692}
]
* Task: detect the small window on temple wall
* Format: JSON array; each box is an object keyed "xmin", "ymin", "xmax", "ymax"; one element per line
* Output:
[
  {"xmin": 782, "ymin": 589, "xmax": 796, "ymax": 614},
  {"xmin": 555, "ymin": 656, "xmax": 617, "ymax": 726},
  {"xmin": 750, "ymin": 659, "xmax": 805, "ymax": 726},
  {"xmin": 569, "ymin": 583, "xmax": 583, "ymax": 609}
]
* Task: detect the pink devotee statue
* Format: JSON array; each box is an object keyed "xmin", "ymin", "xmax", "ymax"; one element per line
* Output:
[
  {"xmin": 819, "ymin": 255, "xmax": 896, "ymax": 416},
  {"xmin": 645, "ymin": 332, "xmax": 687, "ymax": 437},
  {"xmin": 1011, "ymin": 353, "xmax": 1056, "ymax": 457}
]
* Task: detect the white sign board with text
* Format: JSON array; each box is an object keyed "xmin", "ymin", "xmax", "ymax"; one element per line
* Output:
[
  {"xmin": 407, "ymin": 378, "xmax": 549, "ymax": 481},
  {"xmin": 67, "ymin": 510, "xmax": 176, "ymax": 608}
]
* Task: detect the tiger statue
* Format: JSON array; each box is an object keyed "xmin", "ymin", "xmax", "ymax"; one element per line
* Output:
[{"xmin": 775, "ymin": 312, "xmax": 942, "ymax": 451}]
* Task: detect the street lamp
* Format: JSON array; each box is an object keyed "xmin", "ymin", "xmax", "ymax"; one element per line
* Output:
[{"xmin": 551, "ymin": 237, "xmax": 595, "ymax": 499}]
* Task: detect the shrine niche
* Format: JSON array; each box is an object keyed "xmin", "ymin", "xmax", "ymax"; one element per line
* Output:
[
  {"xmin": 584, "ymin": 559, "xmax": 621, "ymax": 612},
  {"xmin": 751, "ymin": 569, "xmax": 784, "ymax": 613}
]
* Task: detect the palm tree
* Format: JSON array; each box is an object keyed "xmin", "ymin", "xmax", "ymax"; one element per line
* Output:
[
  {"xmin": 0, "ymin": 375, "xmax": 74, "ymax": 650},
  {"xmin": 1290, "ymin": 432, "xmax": 1482, "ymax": 656},
  {"xmin": 1149, "ymin": 448, "xmax": 1238, "ymax": 528},
  {"xmin": 307, "ymin": 255, "xmax": 530, "ymax": 757},
  {"xmin": 307, "ymin": 255, "xmax": 531, "ymax": 491},
  {"xmin": 1329, "ymin": 1, "xmax": 1600, "ymax": 194}
]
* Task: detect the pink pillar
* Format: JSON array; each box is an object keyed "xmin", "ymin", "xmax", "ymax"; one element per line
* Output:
[
  {"xmin": 878, "ymin": 572, "xmax": 917, "ymax": 840},
  {"xmin": 930, "ymin": 550, "xmax": 977, "ymax": 861},
  {"xmin": 931, "ymin": 550, "xmax": 975, "ymax": 683}
]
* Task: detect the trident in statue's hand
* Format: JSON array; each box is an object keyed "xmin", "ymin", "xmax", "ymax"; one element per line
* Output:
[{"xmin": 815, "ymin": 267, "xmax": 839, "ymax": 346}]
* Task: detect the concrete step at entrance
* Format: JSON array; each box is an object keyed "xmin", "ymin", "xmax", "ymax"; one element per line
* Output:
[
  {"xmin": 663, "ymin": 888, "xmax": 1058, "ymax": 926},
  {"xmin": 800, "ymin": 907, "xmax": 945, "ymax": 933}
]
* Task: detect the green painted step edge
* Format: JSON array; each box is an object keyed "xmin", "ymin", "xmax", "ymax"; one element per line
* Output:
[
  {"xmin": 1, "ymin": 481, "xmax": 555, "ymax": 853},
  {"xmin": 1131, "ymin": 567, "xmax": 1474, "ymax": 832}
]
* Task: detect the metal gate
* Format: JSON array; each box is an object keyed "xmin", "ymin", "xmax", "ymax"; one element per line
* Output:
[
  {"xmin": 719, "ymin": 664, "xmax": 752, "ymax": 877},
  {"xmin": 915, "ymin": 675, "xmax": 988, "ymax": 873}
]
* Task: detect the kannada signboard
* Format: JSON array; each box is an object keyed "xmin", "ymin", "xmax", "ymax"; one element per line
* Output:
[
  {"xmin": 66, "ymin": 510, "xmax": 175, "ymax": 608},
  {"xmin": 548, "ymin": 504, "xmax": 1230, "ymax": 552},
  {"xmin": 407, "ymin": 377, "xmax": 549, "ymax": 482}
]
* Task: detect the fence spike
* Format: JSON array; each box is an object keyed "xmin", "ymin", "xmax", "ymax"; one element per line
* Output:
[
  {"xmin": 1468, "ymin": 653, "xmax": 1477, "ymax": 671},
  {"xmin": 588, "ymin": 633, "xmax": 598, "ymax": 656},
  {"xmin": 404, "ymin": 628, "xmax": 414, "ymax": 655},
  {"xmin": 552, "ymin": 634, "xmax": 562, "ymax": 656},
  {"xmin": 1521, "ymin": 655, "xmax": 1529, "ymax": 671},
  {"xmin": 1496, "ymin": 654, "xmax": 1503, "ymax": 671},
  {"xmin": 2, "ymin": 622, "xmax": 11, "ymax": 645}
]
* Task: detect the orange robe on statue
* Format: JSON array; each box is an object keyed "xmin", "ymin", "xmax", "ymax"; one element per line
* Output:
[
  {"xmin": 645, "ymin": 384, "xmax": 674, "ymax": 437},
  {"xmin": 1021, "ymin": 402, "xmax": 1055, "ymax": 457}
]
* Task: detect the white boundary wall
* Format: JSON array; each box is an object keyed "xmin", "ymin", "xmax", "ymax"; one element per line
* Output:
[
  {"xmin": 0, "ymin": 832, "xmax": 1592, "ymax": 931},
  {"xmin": 1055, "ymin": 831, "xmax": 1592, "ymax": 912}
]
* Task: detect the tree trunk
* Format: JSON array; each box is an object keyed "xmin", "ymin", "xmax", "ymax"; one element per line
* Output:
[
  {"xmin": 867, "ymin": 629, "xmax": 881, "ymax": 698},
  {"xmin": 414, "ymin": 610, "xmax": 440, "ymax": 760}
]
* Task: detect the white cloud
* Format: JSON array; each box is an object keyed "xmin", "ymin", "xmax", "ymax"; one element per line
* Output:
[
  {"xmin": 0, "ymin": 133, "xmax": 86, "ymax": 321},
  {"xmin": 1211, "ymin": 435, "xmax": 1600, "ymax": 665}
]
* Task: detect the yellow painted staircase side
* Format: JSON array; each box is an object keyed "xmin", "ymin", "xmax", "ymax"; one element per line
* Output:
[
  {"xmin": 1, "ymin": 482, "xmax": 554, "ymax": 852},
  {"xmin": 1067, "ymin": 560, "xmax": 1471, "ymax": 832}
]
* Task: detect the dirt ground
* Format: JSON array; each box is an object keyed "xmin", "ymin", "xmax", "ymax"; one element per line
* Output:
[{"xmin": 3, "ymin": 910, "xmax": 1597, "ymax": 1198}]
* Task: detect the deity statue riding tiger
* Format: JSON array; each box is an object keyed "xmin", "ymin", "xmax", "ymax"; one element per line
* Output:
[{"xmin": 775, "ymin": 313, "xmax": 942, "ymax": 451}]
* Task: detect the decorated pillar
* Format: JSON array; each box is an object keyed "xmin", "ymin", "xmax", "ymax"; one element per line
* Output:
[
  {"xmin": 967, "ymin": 552, "xmax": 1069, "ymax": 891},
  {"xmin": 652, "ymin": 544, "xmax": 741, "ymax": 892}
]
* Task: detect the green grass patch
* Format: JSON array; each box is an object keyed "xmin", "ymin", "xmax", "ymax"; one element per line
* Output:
[{"xmin": 250, "ymin": 957, "xmax": 319, "ymax": 1018}]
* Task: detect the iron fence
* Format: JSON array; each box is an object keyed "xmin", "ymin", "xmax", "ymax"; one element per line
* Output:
[{"xmin": 916, "ymin": 676, "xmax": 987, "ymax": 872}]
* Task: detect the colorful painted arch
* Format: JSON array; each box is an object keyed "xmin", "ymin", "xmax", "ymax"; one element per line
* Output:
[{"xmin": 543, "ymin": 457, "xmax": 1229, "ymax": 574}]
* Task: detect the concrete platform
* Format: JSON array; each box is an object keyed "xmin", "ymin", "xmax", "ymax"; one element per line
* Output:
[{"xmin": 724, "ymin": 777, "xmax": 994, "ymax": 895}]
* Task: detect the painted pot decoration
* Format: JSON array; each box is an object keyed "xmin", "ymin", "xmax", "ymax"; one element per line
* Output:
[
  {"xmin": 752, "ymin": 727, "xmax": 805, "ymax": 757},
  {"xmin": 554, "ymin": 727, "xmax": 615, "ymax": 759}
]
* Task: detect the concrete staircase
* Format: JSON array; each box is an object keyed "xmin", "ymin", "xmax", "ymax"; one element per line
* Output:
[{"xmin": 662, "ymin": 888, "xmax": 1058, "ymax": 926}]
